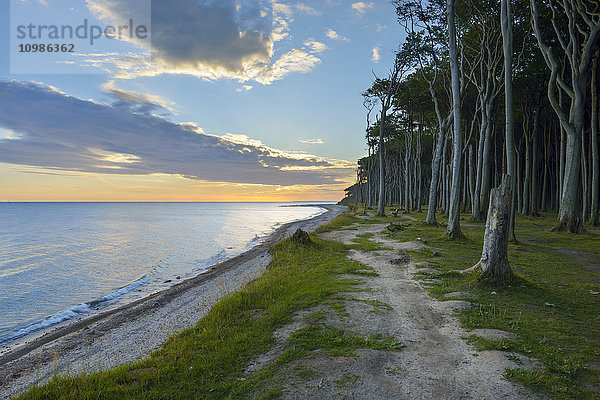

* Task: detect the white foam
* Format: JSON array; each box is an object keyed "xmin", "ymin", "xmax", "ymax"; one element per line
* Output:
[{"xmin": 0, "ymin": 275, "xmax": 148, "ymax": 346}]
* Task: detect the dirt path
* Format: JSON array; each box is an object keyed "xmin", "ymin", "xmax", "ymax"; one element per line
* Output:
[{"xmin": 254, "ymin": 223, "xmax": 543, "ymax": 399}]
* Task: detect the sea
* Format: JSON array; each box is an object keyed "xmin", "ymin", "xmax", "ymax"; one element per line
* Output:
[{"xmin": 0, "ymin": 202, "xmax": 329, "ymax": 348}]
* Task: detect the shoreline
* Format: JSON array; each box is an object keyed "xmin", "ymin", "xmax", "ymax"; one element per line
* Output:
[{"xmin": 0, "ymin": 204, "xmax": 346, "ymax": 399}]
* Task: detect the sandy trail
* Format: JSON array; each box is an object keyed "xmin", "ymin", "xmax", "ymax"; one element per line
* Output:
[
  {"xmin": 0, "ymin": 205, "xmax": 346, "ymax": 400},
  {"xmin": 261, "ymin": 222, "xmax": 542, "ymax": 399}
]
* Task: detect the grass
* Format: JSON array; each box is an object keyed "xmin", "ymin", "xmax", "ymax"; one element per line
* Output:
[
  {"xmin": 382, "ymin": 208, "xmax": 600, "ymax": 399},
  {"xmin": 19, "ymin": 229, "xmax": 403, "ymax": 400},
  {"xmin": 349, "ymin": 232, "xmax": 392, "ymax": 252}
]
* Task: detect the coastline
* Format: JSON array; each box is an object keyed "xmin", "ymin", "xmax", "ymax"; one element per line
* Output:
[{"xmin": 0, "ymin": 204, "xmax": 346, "ymax": 399}]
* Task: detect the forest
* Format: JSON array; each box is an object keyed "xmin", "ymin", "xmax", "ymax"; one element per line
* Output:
[{"xmin": 349, "ymin": 0, "xmax": 599, "ymax": 258}]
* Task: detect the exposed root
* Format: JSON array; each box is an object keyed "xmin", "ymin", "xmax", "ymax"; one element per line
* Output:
[
  {"xmin": 551, "ymin": 219, "xmax": 586, "ymax": 234},
  {"xmin": 449, "ymin": 261, "xmax": 481, "ymax": 275}
]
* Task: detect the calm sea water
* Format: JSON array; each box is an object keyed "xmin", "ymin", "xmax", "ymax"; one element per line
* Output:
[{"xmin": 0, "ymin": 202, "xmax": 327, "ymax": 346}]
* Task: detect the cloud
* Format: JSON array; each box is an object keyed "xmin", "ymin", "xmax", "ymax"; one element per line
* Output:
[
  {"xmin": 102, "ymin": 81, "xmax": 175, "ymax": 115},
  {"xmin": 352, "ymin": 2, "xmax": 374, "ymax": 15},
  {"xmin": 304, "ymin": 40, "xmax": 328, "ymax": 53},
  {"xmin": 0, "ymin": 81, "xmax": 353, "ymax": 186},
  {"xmin": 82, "ymin": 0, "xmax": 322, "ymax": 85},
  {"xmin": 325, "ymin": 29, "xmax": 349, "ymax": 42},
  {"xmin": 372, "ymin": 46, "xmax": 381, "ymax": 63},
  {"xmin": 263, "ymin": 49, "xmax": 322, "ymax": 83},
  {"xmin": 272, "ymin": 2, "xmax": 321, "ymax": 17},
  {"xmin": 236, "ymin": 85, "xmax": 254, "ymax": 92},
  {"xmin": 299, "ymin": 138, "xmax": 324, "ymax": 144},
  {"xmin": 295, "ymin": 4, "xmax": 321, "ymax": 15},
  {"xmin": 272, "ymin": 2, "xmax": 294, "ymax": 18}
]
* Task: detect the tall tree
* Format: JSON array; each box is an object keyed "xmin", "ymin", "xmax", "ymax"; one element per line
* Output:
[
  {"xmin": 362, "ymin": 97, "xmax": 377, "ymax": 215},
  {"xmin": 446, "ymin": 0, "xmax": 464, "ymax": 238},
  {"xmin": 591, "ymin": 54, "xmax": 599, "ymax": 225},
  {"xmin": 501, "ymin": 0, "xmax": 517, "ymax": 242}
]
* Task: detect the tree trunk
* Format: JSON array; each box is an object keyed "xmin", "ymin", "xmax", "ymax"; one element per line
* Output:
[
  {"xmin": 480, "ymin": 108, "xmax": 493, "ymax": 216},
  {"xmin": 469, "ymin": 145, "xmax": 475, "ymax": 217},
  {"xmin": 523, "ymin": 137, "xmax": 531, "ymax": 214},
  {"xmin": 542, "ymin": 124, "xmax": 549, "ymax": 212},
  {"xmin": 501, "ymin": 0, "xmax": 516, "ymax": 242},
  {"xmin": 377, "ymin": 108, "xmax": 386, "ymax": 216},
  {"xmin": 582, "ymin": 124, "xmax": 589, "ymax": 221},
  {"xmin": 476, "ymin": 174, "xmax": 515, "ymax": 282},
  {"xmin": 559, "ymin": 123, "xmax": 566, "ymax": 210},
  {"xmin": 516, "ymin": 146, "xmax": 523, "ymax": 213},
  {"xmin": 531, "ymin": 98, "xmax": 542, "ymax": 216},
  {"xmin": 446, "ymin": 0, "xmax": 463, "ymax": 239},
  {"xmin": 591, "ymin": 56, "xmax": 599, "ymax": 225}
]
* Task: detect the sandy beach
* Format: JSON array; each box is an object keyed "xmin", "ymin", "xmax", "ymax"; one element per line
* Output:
[{"xmin": 0, "ymin": 205, "xmax": 346, "ymax": 400}]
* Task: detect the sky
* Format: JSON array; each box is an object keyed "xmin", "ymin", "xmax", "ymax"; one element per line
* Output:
[{"xmin": 0, "ymin": 0, "xmax": 405, "ymax": 202}]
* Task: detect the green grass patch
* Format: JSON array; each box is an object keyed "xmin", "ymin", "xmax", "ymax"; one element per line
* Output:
[
  {"xmin": 334, "ymin": 372, "xmax": 358, "ymax": 388},
  {"xmin": 349, "ymin": 297, "xmax": 393, "ymax": 314},
  {"xmin": 349, "ymin": 232, "xmax": 392, "ymax": 252},
  {"xmin": 19, "ymin": 233, "xmax": 397, "ymax": 400}
]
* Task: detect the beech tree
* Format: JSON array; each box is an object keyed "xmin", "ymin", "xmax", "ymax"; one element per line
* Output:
[{"xmin": 446, "ymin": 0, "xmax": 465, "ymax": 238}]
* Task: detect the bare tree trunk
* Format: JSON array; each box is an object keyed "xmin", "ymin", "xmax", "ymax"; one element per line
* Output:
[
  {"xmin": 582, "ymin": 124, "xmax": 589, "ymax": 221},
  {"xmin": 474, "ymin": 115, "xmax": 485, "ymax": 220},
  {"xmin": 542, "ymin": 124, "xmax": 549, "ymax": 211},
  {"xmin": 417, "ymin": 114, "xmax": 423, "ymax": 212},
  {"xmin": 559, "ymin": 123, "xmax": 566, "ymax": 210},
  {"xmin": 446, "ymin": 0, "xmax": 463, "ymax": 238},
  {"xmin": 469, "ymin": 145, "xmax": 475, "ymax": 216},
  {"xmin": 475, "ymin": 175, "xmax": 515, "ymax": 282},
  {"xmin": 516, "ymin": 146, "xmax": 523, "ymax": 213},
  {"xmin": 480, "ymin": 109, "xmax": 493, "ymax": 216},
  {"xmin": 591, "ymin": 56, "xmax": 599, "ymax": 225},
  {"xmin": 531, "ymin": 97, "xmax": 542, "ymax": 216},
  {"xmin": 377, "ymin": 108, "xmax": 386, "ymax": 216},
  {"xmin": 442, "ymin": 134, "xmax": 448, "ymax": 212},
  {"xmin": 501, "ymin": 0, "xmax": 516, "ymax": 242}
]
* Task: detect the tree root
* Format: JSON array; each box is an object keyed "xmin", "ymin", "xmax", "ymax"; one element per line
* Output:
[
  {"xmin": 551, "ymin": 219, "xmax": 586, "ymax": 234},
  {"xmin": 449, "ymin": 261, "xmax": 481, "ymax": 275}
]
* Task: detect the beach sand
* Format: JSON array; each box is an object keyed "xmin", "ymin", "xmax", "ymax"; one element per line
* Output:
[{"xmin": 0, "ymin": 205, "xmax": 346, "ymax": 399}]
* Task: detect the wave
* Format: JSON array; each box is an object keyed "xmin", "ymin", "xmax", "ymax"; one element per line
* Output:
[
  {"xmin": 195, "ymin": 250, "xmax": 227, "ymax": 271},
  {"xmin": 0, "ymin": 275, "xmax": 148, "ymax": 346}
]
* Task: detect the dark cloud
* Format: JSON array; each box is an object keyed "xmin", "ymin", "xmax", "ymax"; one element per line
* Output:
[
  {"xmin": 102, "ymin": 81, "xmax": 174, "ymax": 115},
  {"xmin": 0, "ymin": 81, "xmax": 352, "ymax": 186},
  {"xmin": 150, "ymin": 0, "xmax": 272, "ymax": 73},
  {"xmin": 84, "ymin": 0, "xmax": 322, "ymax": 83}
]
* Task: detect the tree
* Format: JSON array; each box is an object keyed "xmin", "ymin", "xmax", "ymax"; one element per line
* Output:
[
  {"xmin": 501, "ymin": 0, "xmax": 517, "ymax": 242},
  {"xmin": 446, "ymin": 0, "xmax": 465, "ymax": 238},
  {"xmin": 591, "ymin": 53, "xmax": 599, "ymax": 225},
  {"xmin": 362, "ymin": 97, "xmax": 377, "ymax": 215}
]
